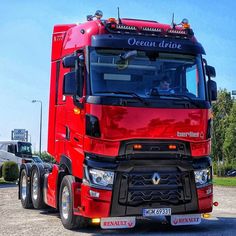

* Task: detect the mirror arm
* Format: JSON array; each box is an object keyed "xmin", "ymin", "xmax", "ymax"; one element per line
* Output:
[
  {"xmin": 73, "ymin": 55, "xmax": 85, "ymax": 109},
  {"xmin": 203, "ymin": 58, "xmax": 213, "ymax": 103}
]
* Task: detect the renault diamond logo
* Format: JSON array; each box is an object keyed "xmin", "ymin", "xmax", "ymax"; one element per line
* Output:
[{"xmin": 152, "ymin": 172, "xmax": 161, "ymax": 185}]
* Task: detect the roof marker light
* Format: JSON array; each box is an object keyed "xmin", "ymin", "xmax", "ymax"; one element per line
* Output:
[{"xmin": 108, "ymin": 18, "xmax": 117, "ymax": 23}]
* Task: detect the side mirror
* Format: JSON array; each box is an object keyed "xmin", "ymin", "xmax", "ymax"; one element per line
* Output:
[
  {"xmin": 62, "ymin": 55, "xmax": 78, "ymax": 68},
  {"xmin": 208, "ymin": 80, "xmax": 217, "ymax": 101},
  {"xmin": 63, "ymin": 72, "xmax": 77, "ymax": 95},
  {"xmin": 63, "ymin": 53, "xmax": 84, "ymax": 97},
  {"xmin": 206, "ymin": 65, "xmax": 216, "ymax": 78}
]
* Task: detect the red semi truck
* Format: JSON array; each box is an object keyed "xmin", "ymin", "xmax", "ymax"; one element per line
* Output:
[{"xmin": 19, "ymin": 11, "xmax": 218, "ymax": 230}]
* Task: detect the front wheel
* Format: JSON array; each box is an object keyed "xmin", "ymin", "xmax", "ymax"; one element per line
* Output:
[{"xmin": 59, "ymin": 175, "xmax": 88, "ymax": 230}]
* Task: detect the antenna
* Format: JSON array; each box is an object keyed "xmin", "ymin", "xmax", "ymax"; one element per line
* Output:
[
  {"xmin": 171, "ymin": 13, "xmax": 175, "ymax": 29},
  {"xmin": 117, "ymin": 7, "xmax": 122, "ymax": 24}
]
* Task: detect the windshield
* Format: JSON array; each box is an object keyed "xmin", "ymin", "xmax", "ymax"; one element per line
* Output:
[
  {"xmin": 17, "ymin": 142, "xmax": 32, "ymax": 155},
  {"xmin": 89, "ymin": 48, "xmax": 206, "ymax": 101}
]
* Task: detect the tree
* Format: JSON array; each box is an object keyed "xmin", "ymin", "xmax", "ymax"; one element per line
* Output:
[
  {"xmin": 34, "ymin": 151, "xmax": 55, "ymax": 163},
  {"xmin": 223, "ymin": 101, "xmax": 236, "ymax": 165},
  {"xmin": 212, "ymin": 89, "xmax": 233, "ymax": 164}
]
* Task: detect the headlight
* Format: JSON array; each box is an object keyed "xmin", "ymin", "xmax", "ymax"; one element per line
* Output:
[
  {"xmin": 88, "ymin": 168, "xmax": 114, "ymax": 188},
  {"xmin": 194, "ymin": 168, "xmax": 212, "ymax": 187}
]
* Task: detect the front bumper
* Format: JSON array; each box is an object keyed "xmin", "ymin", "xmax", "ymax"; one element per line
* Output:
[
  {"xmin": 80, "ymin": 184, "xmax": 112, "ymax": 218},
  {"xmin": 78, "ymin": 156, "xmax": 213, "ymax": 218}
]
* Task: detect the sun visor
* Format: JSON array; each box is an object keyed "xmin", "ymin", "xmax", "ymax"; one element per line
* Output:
[{"xmin": 91, "ymin": 34, "xmax": 205, "ymax": 55}]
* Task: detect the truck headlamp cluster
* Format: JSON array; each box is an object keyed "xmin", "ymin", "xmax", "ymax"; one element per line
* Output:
[
  {"xmin": 88, "ymin": 168, "xmax": 114, "ymax": 188},
  {"xmin": 194, "ymin": 168, "xmax": 212, "ymax": 188}
]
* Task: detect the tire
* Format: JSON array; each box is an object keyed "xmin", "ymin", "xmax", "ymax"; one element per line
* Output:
[
  {"xmin": 20, "ymin": 168, "xmax": 33, "ymax": 209},
  {"xmin": 31, "ymin": 168, "xmax": 46, "ymax": 209},
  {"xmin": 0, "ymin": 165, "xmax": 2, "ymax": 178},
  {"xmin": 59, "ymin": 175, "xmax": 88, "ymax": 230},
  {"xmin": 165, "ymin": 216, "xmax": 171, "ymax": 225}
]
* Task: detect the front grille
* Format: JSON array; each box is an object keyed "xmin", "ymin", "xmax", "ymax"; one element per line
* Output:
[
  {"xmin": 110, "ymin": 159, "xmax": 198, "ymax": 216},
  {"xmin": 120, "ymin": 169, "xmax": 190, "ymax": 206},
  {"xmin": 130, "ymin": 172, "xmax": 182, "ymax": 187},
  {"xmin": 128, "ymin": 189, "xmax": 182, "ymax": 205}
]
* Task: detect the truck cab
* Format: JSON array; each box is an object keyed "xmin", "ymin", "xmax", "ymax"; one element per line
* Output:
[
  {"xmin": 0, "ymin": 141, "xmax": 32, "ymax": 170},
  {"xmin": 19, "ymin": 11, "xmax": 217, "ymax": 230}
]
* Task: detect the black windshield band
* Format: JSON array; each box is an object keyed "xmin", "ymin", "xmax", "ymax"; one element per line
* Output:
[
  {"xmin": 91, "ymin": 35, "xmax": 205, "ymax": 55},
  {"xmin": 86, "ymin": 95, "xmax": 211, "ymax": 109}
]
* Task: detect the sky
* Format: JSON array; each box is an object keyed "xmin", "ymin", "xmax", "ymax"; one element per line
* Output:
[{"xmin": 0, "ymin": 0, "xmax": 236, "ymax": 152}]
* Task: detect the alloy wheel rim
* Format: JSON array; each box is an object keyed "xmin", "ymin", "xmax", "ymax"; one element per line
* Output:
[
  {"xmin": 61, "ymin": 186, "xmax": 70, "ymax": 220},
  {"xmin": 32, "ymin": 172, "xmax": 38, "ymax": 201},
  {"xmin": 21, "ymin": 174, "xmax": 27, "ymax": 201}
]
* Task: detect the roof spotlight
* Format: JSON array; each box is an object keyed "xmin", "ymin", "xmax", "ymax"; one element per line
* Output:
[
  {"xmin": 87, "ymin": 10, "xmax": 103, "ymax": 21},
  {"xmin": 95, "ymin": 10, "xmax": 103, "ymax": 19},
  {"xmin": 182, "ymin": 18, "xmax": 189, "ymax": 24}
]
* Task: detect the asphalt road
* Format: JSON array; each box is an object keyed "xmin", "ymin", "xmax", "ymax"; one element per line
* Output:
[{"xmin": 0, "ymin": 184, "xmax": 236, "ymax": 236}]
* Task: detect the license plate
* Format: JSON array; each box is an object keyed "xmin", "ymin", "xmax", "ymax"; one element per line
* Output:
[
  {"xmin": 143, "ymin": 208, "xmax": 171, "ymax": 216},
  {"xmin": 171, "ymin": 214, "xmax": 201, "ymax": 226},
  {"xmin": 100, "ymin": 217, "xmax": 136, "ymax": 229}
]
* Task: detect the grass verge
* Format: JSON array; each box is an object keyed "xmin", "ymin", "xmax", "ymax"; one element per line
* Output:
[
  {"xmin": 0, "ymin": 177, "xmax": 17, "ymax": 185},
  {"xmin": 213, "ymin": 176, "xmax": 236, "ymax": 187}
]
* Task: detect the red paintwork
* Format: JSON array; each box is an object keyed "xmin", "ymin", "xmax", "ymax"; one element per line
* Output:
[
  {"xmin": 47, "ymin": 17, "xmax": 213, "ymax": 218},
  {"xmin": 190, "ymin": 140, "xmax": 211, "ymax": 157},
  {"xmin": 79, "ymin": 184, "xmax": 112, "ymax": 218},
  {"xmin": 72, "ymin": 182, "xmax": 82, "ymax": 213},
  {"xmin": 197, "ymin": 184, "xmax": 213, "ymax": 213},
  {"xmin": 51, "ymin": 24, "xmax": 76, "ymax": 61},
  {"xmin": 84, "ymin": 104, "xmax": 210, "ymax": 157},
  {"xmin": 46, "ymin": 164, "xmax": 59, "ymax": 208}
]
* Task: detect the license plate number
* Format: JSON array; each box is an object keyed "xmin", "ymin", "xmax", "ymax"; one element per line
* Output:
[{"xmin": 143, "ymin": 208, "xmax": 171, "ymax": 216}]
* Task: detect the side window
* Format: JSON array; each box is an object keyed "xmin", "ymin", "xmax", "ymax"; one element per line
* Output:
[
  {"xmin": 7, "ymin": 144, "xmax": 16, "ymax": 154},
  {"xmin": 186, "ymin": 65, "xmax": 197, "ymax": 95}
]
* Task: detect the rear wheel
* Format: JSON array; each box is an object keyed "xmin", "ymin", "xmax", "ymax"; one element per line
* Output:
[
  {"xmin": 31, "ymin": 168, "xmax": 46, "ymax": 209},
  {"xmin": 165, "ymin": 216, "xmax": 171, "ymax": 225},
  {"xmin": 20, "ymin": 169, "xmax": 33, "ymax": 209},
  {"xmin": 59, "ymin": 175, "xmax": 88, "ymax": 230}
]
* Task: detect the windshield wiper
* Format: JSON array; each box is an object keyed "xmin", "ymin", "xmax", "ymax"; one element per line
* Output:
[
  {"xmin": 156, "ymin": 94, "xmax": 201, "ymax": 108},
  {"xmin": 95, "ymin": 91, "xmax": 149, "ymax": 106},
  {"xmin": 119, "ymin": 50, "xmax": 138, "ymax": 60}
]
